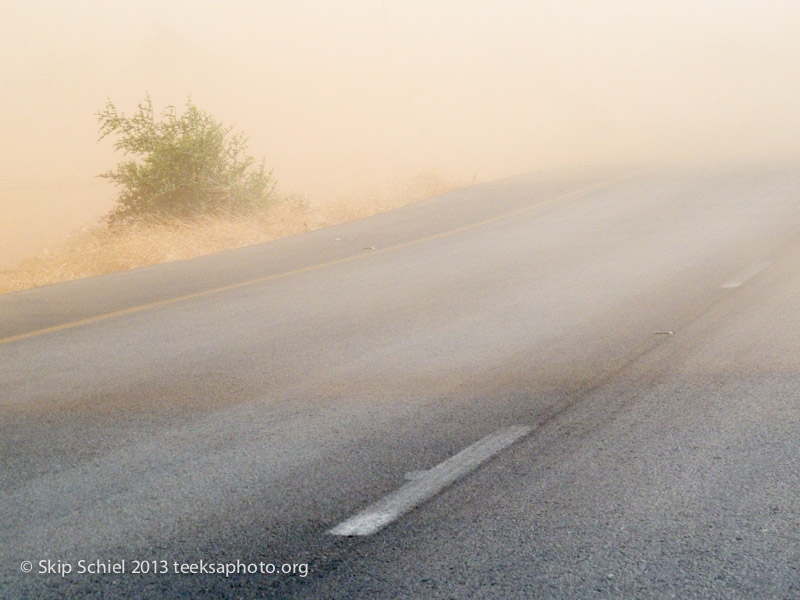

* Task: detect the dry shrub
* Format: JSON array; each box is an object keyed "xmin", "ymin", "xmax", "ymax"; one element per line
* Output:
[{"xmin": 0, "ymin": 171, "xmax": 464, "ymax": 294}]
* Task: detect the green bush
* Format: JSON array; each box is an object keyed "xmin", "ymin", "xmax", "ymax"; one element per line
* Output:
[{"xmin": 97, "ymin": 94, "xmax": 275, "ymax": 221}]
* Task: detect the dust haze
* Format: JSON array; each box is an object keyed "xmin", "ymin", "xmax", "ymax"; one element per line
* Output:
[{"xmin": 2, "ymin": 0, "xmax": 799, "ymax": 267}]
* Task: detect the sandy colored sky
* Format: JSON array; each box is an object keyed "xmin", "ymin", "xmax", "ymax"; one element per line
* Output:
[{"xmin": 2, "ymin": 0, "xmax": 799, "ymax": 265}]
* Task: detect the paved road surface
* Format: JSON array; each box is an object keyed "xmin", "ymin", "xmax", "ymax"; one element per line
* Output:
[{"xmin": 2, "ymin": 165, "xmax": 800, "ymax": 598}]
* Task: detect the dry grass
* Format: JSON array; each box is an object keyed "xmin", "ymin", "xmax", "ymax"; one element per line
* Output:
[{"xmin": 0, "ymin": 171, "xmax": 462, "ymax": 294}]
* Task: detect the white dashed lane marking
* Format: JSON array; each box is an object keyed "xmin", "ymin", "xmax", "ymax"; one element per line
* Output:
[
  {"xmin": 721, "ymin": 261, "xmax": 770, "ymax": 288},
  {"xmin": 328, "ymin": 426, "xmax": 532, "ymax": 536}
]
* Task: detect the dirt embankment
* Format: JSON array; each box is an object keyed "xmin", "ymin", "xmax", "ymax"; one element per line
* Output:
[{"xmin": 0, "ymin": 171, "xmax": 462, "ymax": 294}]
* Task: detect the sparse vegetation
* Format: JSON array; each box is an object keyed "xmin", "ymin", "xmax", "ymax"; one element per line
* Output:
[
  {"xmin": 97, "ymin": 94, "xmax": 274, "ymax": 222},
  {"xmin": 0, "ymin": 171, "xmax": 461, "ymax": 294},
  {"xmin": 0, "ymin": 86, "xmax": 466, "ymax": 295}
]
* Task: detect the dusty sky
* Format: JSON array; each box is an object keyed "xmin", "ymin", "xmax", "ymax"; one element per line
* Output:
[{"xmin": 2, "ymin": 0, "xmax": 799, "ymax": 265}]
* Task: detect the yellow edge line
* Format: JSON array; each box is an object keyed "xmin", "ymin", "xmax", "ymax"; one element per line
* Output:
[{"xmin": 1, "ymin": 173, "xmax": 636, "ymax": 345}]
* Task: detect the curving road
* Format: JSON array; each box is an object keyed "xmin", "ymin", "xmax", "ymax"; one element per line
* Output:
[{"xmin": 2, "ymin": 165, "xmax": 800, "ymax": 598}]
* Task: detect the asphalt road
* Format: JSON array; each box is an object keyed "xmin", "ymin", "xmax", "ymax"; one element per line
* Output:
[{"xmin": 2, "ymin": 165, "xmax": 800, "ymax": 599}]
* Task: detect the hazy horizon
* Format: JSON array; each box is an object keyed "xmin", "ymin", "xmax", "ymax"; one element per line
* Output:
[{"xmin": 3, "ymin": 0, "xmax": 800, "ymax": 265}]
